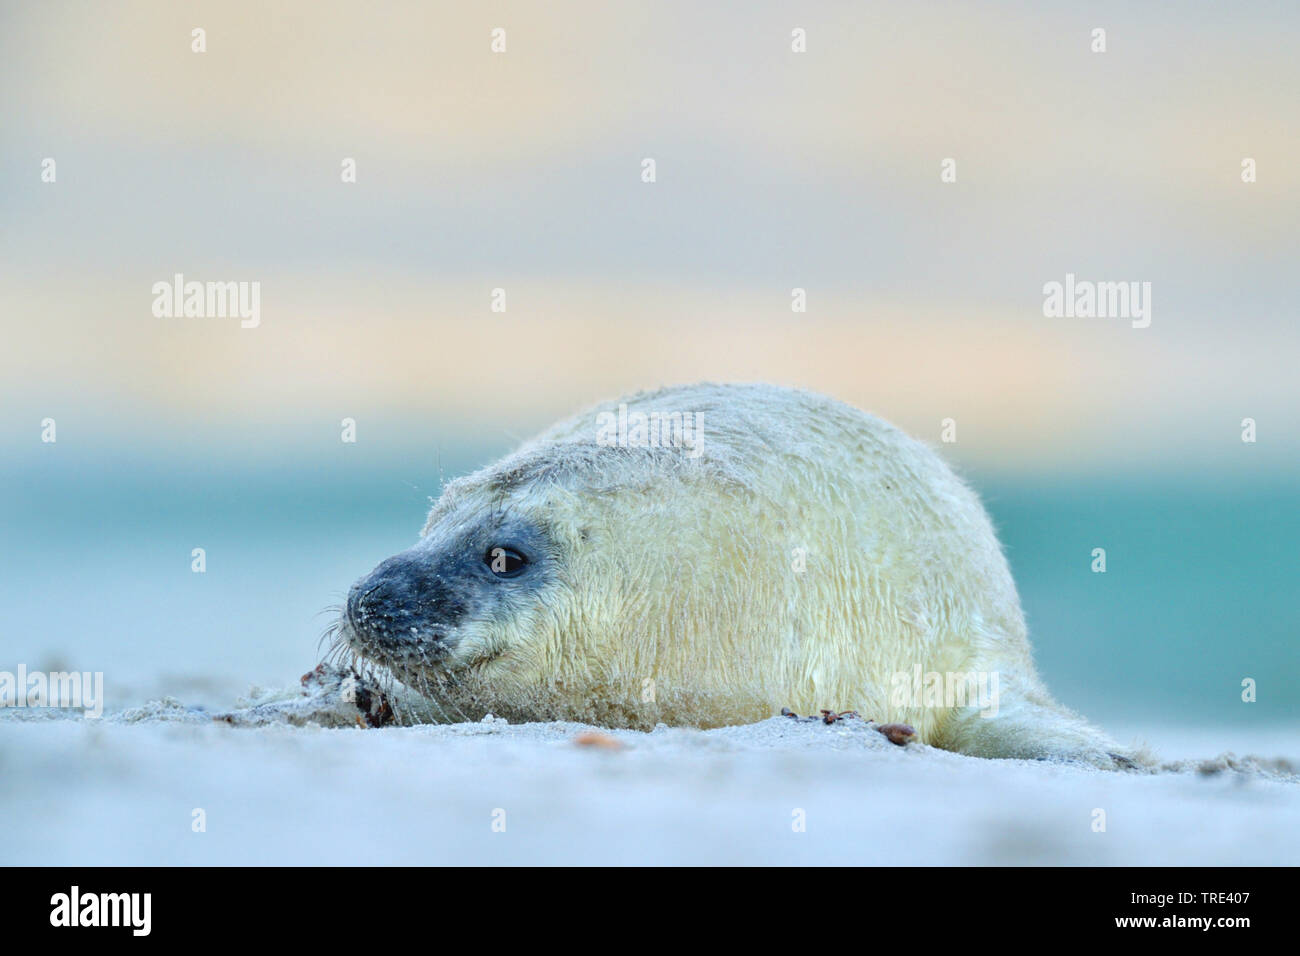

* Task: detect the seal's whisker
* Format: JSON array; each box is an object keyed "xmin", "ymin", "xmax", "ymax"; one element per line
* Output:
[{"xmin": 316, "ymin": 613, "xmax": 345, "ymax": 658}]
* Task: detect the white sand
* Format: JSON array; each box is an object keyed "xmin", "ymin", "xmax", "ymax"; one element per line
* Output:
[{"xmin": 4, "ymin": 695, "xmax": 1297, "ymax": 866}]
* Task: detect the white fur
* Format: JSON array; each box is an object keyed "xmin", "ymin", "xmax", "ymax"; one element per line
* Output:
[{"xmin": 418, "ymin": 383, "xmax": 1140, "ymax": 768}]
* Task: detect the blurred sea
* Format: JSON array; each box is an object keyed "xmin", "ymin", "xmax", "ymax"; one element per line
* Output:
[{"xmin": 2, "ymin": 433, "xmax": 1296, "ymax": 728}]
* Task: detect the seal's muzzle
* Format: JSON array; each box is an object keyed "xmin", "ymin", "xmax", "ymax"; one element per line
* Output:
[{"xmin": 345, "ymin": 550, "xmax": 464, "ymax": 662}]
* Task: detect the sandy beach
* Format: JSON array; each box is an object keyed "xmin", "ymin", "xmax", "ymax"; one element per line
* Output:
[{"xmin": 5, "ymin": 700, "xmax": 1296, "ymax": 867}]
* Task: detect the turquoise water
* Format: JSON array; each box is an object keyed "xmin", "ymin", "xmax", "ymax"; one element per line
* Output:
[
  {"xmin": 2, "ymin": 438, "xmax": 1296, "ymax": 726},
  {"xmin": 983, "ymin": 476, "xmax": 1298, "ymax": 725}
]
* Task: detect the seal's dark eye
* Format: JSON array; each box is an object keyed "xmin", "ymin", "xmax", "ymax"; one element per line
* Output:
[{"xmin": 485, "ymin": 546, "xmax": 528, "ymax": 578}]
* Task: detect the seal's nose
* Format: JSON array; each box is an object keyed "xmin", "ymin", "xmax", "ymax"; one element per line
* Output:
[
  {"xmin": 345, "ymin": 550, "xmax": 469, "ymax": 651},
  {"xmin": 346, "ymin": 554, "xmax": 414, "ymax": 633},
  {"xmin": 346, "ymin": 577, "xmax": 391, "ymax": 628}
]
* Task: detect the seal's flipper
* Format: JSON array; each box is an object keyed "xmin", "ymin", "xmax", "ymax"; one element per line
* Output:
[{"xmin": 937, "ymin": 692, "xmax": 1149, "ymax": 771}]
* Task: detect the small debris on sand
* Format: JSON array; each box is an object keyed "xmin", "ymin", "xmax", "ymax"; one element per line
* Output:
[
  {"xmin": 876, "ymin": 723, "xmax": 918, "ymax": 746},
  {"xmin": 781, "ymin": 707, "xmax": 917, "ymax": 745}
]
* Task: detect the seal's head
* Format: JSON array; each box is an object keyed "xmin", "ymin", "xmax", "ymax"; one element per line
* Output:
[
  {"xmin": 342, "ymin": 461, "xmax": 568, "ymax": 699},
  {"xmin": 336, "ymin": 424, "xmax": 751, "ymax": 725},
  {"xmin": 344, "ymin": 512, "xmax": 550, "ymax": 675}
]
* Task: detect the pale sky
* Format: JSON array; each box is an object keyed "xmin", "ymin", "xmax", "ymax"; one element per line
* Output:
[{"xmin": 3, "ymin": 1, "xmax": 1297, "ymax": 470}]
